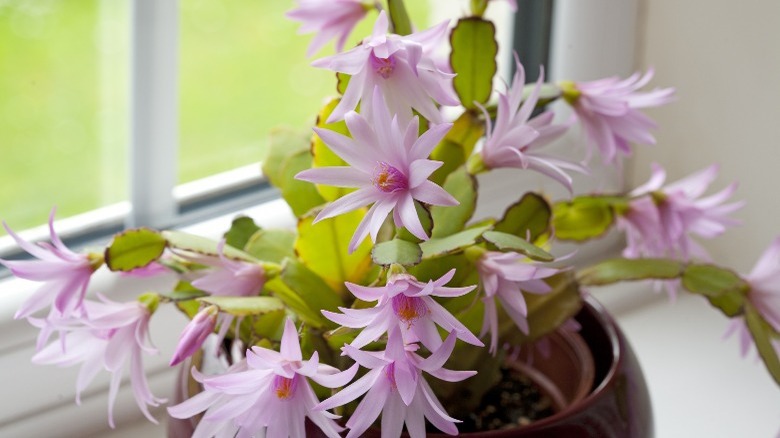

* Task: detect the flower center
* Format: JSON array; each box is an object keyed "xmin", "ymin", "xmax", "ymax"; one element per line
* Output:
[
  {"xmin": 391, "ymin": 294, "xmax": 428, "ymax": 324},
  {"xmin": 272, "ymin": 375, "xmax": 297, "ymax": 400},
  {"xmin": 370, "ymin": 52, "xmax": 396, "ymax": 79},
  {"xmin": 372, "ymin": 162, "xmax": 408, "ymax": 193}
]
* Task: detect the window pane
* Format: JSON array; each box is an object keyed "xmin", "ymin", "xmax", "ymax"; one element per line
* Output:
[
  {"xmin": 0, "ymin": 0, "xmax": 129, "ymax": 234},
  {"xmin": 178, "ymin": 0, "xmax": 431, "ymax": 184}
]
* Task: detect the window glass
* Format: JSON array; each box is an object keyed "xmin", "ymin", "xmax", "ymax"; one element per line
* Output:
[
  {"xmin": 178, "ymin": 0, "xmax": 431, "ymax": 184},
  {"xmin": 0, "ymin": 0, "xmax": 129, "ymax": 235}
]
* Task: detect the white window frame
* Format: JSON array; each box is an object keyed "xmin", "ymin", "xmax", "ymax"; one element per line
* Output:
[{"xmin": 0, "ymin": 1, "xmax": 641, "ymax": 435}]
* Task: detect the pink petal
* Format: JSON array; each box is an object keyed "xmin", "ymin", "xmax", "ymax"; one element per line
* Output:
[
  {"xmin": 418, "ymin": 331, "xmax": 457, "ymax": 372},
  {"xmin": 315, "ymin": 187, "xmax": 377, "ymax": 223},
  {"xmin": 280, "ymin": 318, "xmax": 302, "ymax": 361},
  {"xmin": 327, "ymin": 71, "xmax": 366, "ymax": 123},
  {"xmin": 407, "ymin": 160, "xmax": 443, "ymax": 188},
  {"xmin": 410, "ymin": 180, "xmax": 458, "ymax": 206},
  {"xmin": 409, "ymin": 123, "xmax": 452, "ymax": 160},
  {"xmin": 380, "ymin": 392, "xmax": 406, "ymax": 437},
  {"xmin": 396, "ymin": 194, "xmax": 427, "ymax": 240},
  {"xmin": 345, "ymin": 282, "xmax": 386, "ymax": 301},
  {"xmin": 344, "ymin": 380, "xmax": 391, "ymax": 438},
  {"xmin": 308, "ymin": 363, "xmax": 359, "ymax": 388},
  {"xmin": 311, "ymin": 126, "xmax": 374, "ymax": 170},
  {"xmin": 317, "ymin": 368, "xmax": 382, "ymax": 412}
]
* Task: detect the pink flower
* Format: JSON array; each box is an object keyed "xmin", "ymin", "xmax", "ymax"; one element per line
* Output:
[
  {"xmin": 479, "ymin": 58, "xmax": 583, "ymax": 191},
  {"xmin": 31, "ymin": 296, "xmax": 164, "ymax": 428},
  {"xmin": 184, "ymin": 240, "xmax": 266, "ymax": 297},
  {"xmin": 619, "ymin": 163, "xmax": 744, "ymax": 261},
  {"xmin": 316, "ymin": 328, "xmax": 475, "ymax": 437},
  {"xmin": 312, "ymin": 11, "xmax": 458, "ymax": 124},
  {"xmin": 1, "ymin": 209, "xmax": 98, "ymax": 319},
  {"xmin": 724, "ymin": 238, "xmax": 780, "ymax": 358},
  {"xmin": 168, "ymin": 319, "xmax": 358, "ymax": 438},
  {"xmin": 323, "ymin": 269, "xmax": 482, "ymax": 351},
  {"xmin": 746, "ymin": 236, "xmax": 780, "ymax": 333},
  {"xmin": 287, "ymin": 0, "xmax": 371, "ymax": 56},
  {"xmin": 296, "ymin": 87, "xmax": 458, "ymax": 252},
  {"xmin": 562, "ymin": 69, "xmax": 675, "ymax": 164},
  {"xmin": 169, "ymin": 305, "xmax": 219, "ymax": 366},
  {"xmin": 476, "ymin": 251, "xmax": 560, "ymax": 354}
]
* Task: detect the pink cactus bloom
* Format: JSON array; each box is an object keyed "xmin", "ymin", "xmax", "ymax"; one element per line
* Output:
[
  {"xmin": 619, "ymin": 163, "xmax": 744, "ymax": 261},
  {"xmin": 184, "ymin": 240, "xmax": 266, "ymax": 298},
  {"xmin": 169, "ymin": 305, "xmax": 219, "ymax": 367},
  {"xmin": 479, "ymin": 58, "xmax": 584, "ymax": 192},
  {"xmin": 316, "ymin": 329, "xmax": 475, "ymax": 438},
  {"xmin": 323, "ymin": 269, "xmax": 482, "ymax": 351},
  {"xmin": 564, "ymin": 69, "xmax": 675, "ymax": 164},
  {"xmin": 312, "ymin": 10, "xmax": 459, "ymax": 124},
  {"xmin": 287, "ymin": 0, "xmax": 370, "ymax": 57},
  {"xmin": 168, "ymin": 319, "xmax": 358, "ymax": 438},
  {"xmin": 724, "ymin": 237, "xmax": 780, "ymax": 357},
  {"xmin": 31, "ymin": 296, "xmax": 164, "ymax": 428},
  {"xmin": 296, "ymin": 87, "xmax": 458, "ymax": 252},
  {"xmin": 746, "ymin": 236, "xmax": 780, "ymax": 333},
  {"xmin": 476, "ymin": 251, "xmax": 560, "ymax": 354},
  {"xmin": 1, "ymin": 209, "xmax": 97, "ymax": 320}
]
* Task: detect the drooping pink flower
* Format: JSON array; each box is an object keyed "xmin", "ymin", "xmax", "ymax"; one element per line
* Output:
[
  {"xmin": 316, "ymin": 328, "xmax": 475, "ymax": 438},
  {"xmin": 479, "ymin": 58, "xmax": 584, "ymax": 191},
  {"xmin": 746, "ymin": 236, "xmax": 780, "ymax": 333},
  {"xmin": 296, "ymin": 87, "xmax": 458, "ymax": 252},
  {"xmin": 182, "ymin": 240, "xmax": 266, "ymax": 298},
  {"xmin": 476, "ymin": 251, "xmax": 560, "ymax": 354},
  {"xmin": 1, "ymin": 209, "xmax": 99, "ymax": 319},
  {"xmin": 287, "ymin": 0, "xmax": 371, "ymax": 57},
  {"xmin": 323, "ymin": 269, "xmax": 482, "ymax": 351},
  {"xmin": 168, "ymin": 319, "xmax": 358, "ymax": 438},
  {"xmin": 312, "ymin": 11, "xmax": 459, "ymax": 124},
  {"xmin": 724, "ymin": 238, "xmax": 780, "ymax": 358},
  {"xmin": 169, "ymin": 305, "xmax": 219, "ymax": 367},
  {"xmin": 619, "ymin": 163, "xmax": 744, "ymax": 261},
  {"xmin": 562, "ymin": 69, "xmax": 675, "ymax": 164},
  {"xmin": 31, "ymin": 295, "xmax": 165, "ymax": 428}
]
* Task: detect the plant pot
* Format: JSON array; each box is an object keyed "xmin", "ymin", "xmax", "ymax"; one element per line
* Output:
[
  {"xmin": 169, "ymin": 296, "xmax": 652, "ymax": 437},
  {"xmin": 431, "ymin": 295, "xmax": 654, "ymax": 437}
]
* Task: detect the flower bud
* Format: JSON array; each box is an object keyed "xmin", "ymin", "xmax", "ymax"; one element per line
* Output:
[{"xmin": 169, "ymin": 305, "xmax": 218, "ymax": 366}]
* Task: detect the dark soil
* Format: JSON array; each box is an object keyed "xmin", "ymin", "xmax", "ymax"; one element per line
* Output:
[{"xmin": 457, "ymin": 366, "xmax": 555, "ymax": 432}]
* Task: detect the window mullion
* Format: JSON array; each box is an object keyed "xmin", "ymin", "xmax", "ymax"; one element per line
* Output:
[{"xmin": 129, "ymin": 0, "xmax": 179, "ymax": 229}]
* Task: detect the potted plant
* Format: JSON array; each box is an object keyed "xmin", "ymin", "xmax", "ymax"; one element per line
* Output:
[{"xmin": 2, "ymin": 1, "xmax": 779, "ymax": 437}]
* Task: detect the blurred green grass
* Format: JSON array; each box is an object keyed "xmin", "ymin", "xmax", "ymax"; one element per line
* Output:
[{"xmin": 0, "ymin": 0, "xmax": 429, "ymax": 235}]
